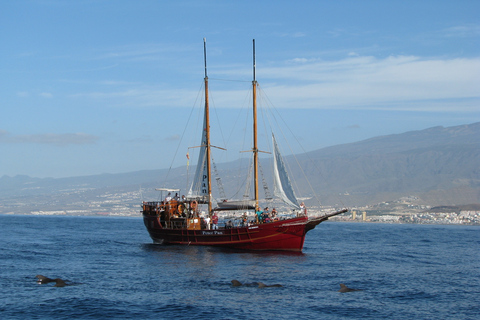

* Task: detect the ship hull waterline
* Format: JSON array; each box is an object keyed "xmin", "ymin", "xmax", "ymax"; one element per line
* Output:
[{"xmin": 142, "ymin": 213, "xmax": 343, "ymax": 252}]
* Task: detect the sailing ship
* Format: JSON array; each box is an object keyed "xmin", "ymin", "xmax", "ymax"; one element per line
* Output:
[{"xmin": 142, "ymin": 39, "xmax": 347, "ymax": 252}]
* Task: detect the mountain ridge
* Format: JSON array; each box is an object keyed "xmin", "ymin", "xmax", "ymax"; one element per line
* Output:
[{"xmin": 1, "ymin": 122, "xmax": 479, "ymax": 211}]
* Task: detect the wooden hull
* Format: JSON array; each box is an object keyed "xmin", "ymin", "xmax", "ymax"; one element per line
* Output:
[{"xmin": 143, "ymin": 215, "xmax": 311, "ymax": 252}]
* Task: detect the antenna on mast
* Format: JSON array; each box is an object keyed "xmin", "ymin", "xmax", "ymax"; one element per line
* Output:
[
  {"xmin": 253, "ymin": 39, "xmax": 256, "ymax": 82},
  {"xmin": 203, "ymin": 38, "xmax": 208, "ymax": 78}
]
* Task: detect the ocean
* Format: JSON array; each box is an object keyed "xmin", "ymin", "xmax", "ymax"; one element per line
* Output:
[{"xmin": 0, "ymin": 215, "xmax": 478, "ymax": 319}]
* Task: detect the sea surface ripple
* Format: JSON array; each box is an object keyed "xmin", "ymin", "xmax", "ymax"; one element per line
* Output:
[{"xmin": 0, "ymin": 215, "xmax": 478, "ymax": 319}]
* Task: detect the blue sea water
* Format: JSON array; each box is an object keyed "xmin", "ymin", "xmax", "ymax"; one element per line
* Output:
[{"xmin": 0, "ymin": 215, "xmax": 478, "ymax": 320}]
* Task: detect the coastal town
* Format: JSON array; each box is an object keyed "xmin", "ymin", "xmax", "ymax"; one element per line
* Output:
[
  {"xmin": 330, "ymin": 206, "xmax": 480, "ymax": 225},
  {"xmin": 1, "ymin": 189, "xmax": 479, "ymax": 225}
]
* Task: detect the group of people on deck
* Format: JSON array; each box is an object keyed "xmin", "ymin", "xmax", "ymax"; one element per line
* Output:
[
  {"xmin": 255, "ymin": 207, "xmax": 279, "ymax": 224},
  {"xmin": 162, "ymin": 190, "xmax": 308, "ymax": 229},
  {"xmin": 256, "ymin": 203, "xmax": 306, "ymax": 223},
  {"xmin": 200, "ymin": 212, "xmax": 219, "ymax": 230},
  {"xmin": 164, "ymin": 192, "xmax": 179, "ymax": 202},
  {"xmin": 165, "ymin": 192, "xmax": 187, "ymax": 203},
  {"xmin": 214, "ymin": 202, "xmax": 308, "ymax": 229}
]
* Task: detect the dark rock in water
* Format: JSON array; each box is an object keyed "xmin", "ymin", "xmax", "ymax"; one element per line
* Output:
[
  {"xmin": 36, "ymin": 275, "xmax": 56, "ymax": 284},
  {"xmin": 231, "ymin": 279, "xmax": 242, "ymax": 287},
  {"xmin": 258, "ymin": 282, "xmax": 282, "ymax": 288},
  {"xmin": 53, "ymin": 279, "xmax": 69, "ymax": 287},
  {"xmin": 36, "ymin": 275, "xmax": 71, "ymax": 287},
  {"xmin": 338, "ymin": 283, "xmax": 362, "ymax": 293}
]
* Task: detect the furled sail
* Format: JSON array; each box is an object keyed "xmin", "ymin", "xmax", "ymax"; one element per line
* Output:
[
  {"xmin": 187, "ymin": 108, "xmax": 209, "ymax": 203},
  {"xmin": 272, "ymin": 134, "xmax": 300, "ymax": 209},
  {"xmin": 214, "ymin": 199, "xmax": 256, "ymax": 211}
]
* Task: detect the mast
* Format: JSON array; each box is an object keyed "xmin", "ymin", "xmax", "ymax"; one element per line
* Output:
[
  {"xmin": 204, "ymin": 38, "xmax": 213, "ymax": 216},
  {"xmin": 252, "ymin": 39, "xmax": 259, "ymax": 212}
]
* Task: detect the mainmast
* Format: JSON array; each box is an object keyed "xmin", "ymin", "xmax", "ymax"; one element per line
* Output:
[
  {"xmin": 252, "ymin": 39, "xmax": 259, "ymax": 212},
  {"xmin": 204, "ymin": 38, "xmax": 213, "ymax": 216}
]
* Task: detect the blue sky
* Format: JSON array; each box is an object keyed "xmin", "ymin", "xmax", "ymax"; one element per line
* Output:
[{"xmin": 1, "ymin": 0, "xmax": 479, "ymax": 178}]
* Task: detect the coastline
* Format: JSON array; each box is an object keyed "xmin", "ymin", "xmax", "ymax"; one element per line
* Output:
[{"xmin": 2, "ymin": 211, "xmax": 479, "ymax": 226}]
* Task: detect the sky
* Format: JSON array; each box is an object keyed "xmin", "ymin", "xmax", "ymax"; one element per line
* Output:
[{"xmin": 1, "ymin": 0, "xmax": 479, "ymax": 178}]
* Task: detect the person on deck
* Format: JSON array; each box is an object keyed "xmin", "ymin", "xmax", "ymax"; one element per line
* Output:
[
  {"xmin": 300, "ymin": 202, "xmax": 307, "ymax": 216},
  {"xmin": 240, "ymin": 212, "xmax": 248, "ymax": 227},
  {"xmin": 263, "ymin": 207, "xmax": 270, "ymax": 223},
  {"xmin": 212, "ymin": 212, "xmax": 219, "ymax": 229},
  {"xmin": 204, "ymin": 215, "xmax": 211, "ymax": 230},
  {"xmin": 271, "ymin": 208, "xmax": 277, "ymax": 217},
  {"xmin": 256, "ymin": 209, "xmax": 263, "ymax": 223}
]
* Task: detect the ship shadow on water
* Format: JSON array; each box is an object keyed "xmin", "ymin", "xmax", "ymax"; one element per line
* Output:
[{"xmin": 141, "ymin": 242, "xmax": 304, "ymax": 256}]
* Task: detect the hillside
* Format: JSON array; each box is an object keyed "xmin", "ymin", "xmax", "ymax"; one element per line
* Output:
[
  {"xmin": 0, "ymin": 122, "xmax": 479, "ymax": 214},
  {"xmin": 289, "ymin": 122, "xmax": 480, "ymax": 206}
]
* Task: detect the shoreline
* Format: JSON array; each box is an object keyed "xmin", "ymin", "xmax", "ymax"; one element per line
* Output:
[{"xmin": 2, "ymin": 212, "xmax": 479, "ymax": 226}]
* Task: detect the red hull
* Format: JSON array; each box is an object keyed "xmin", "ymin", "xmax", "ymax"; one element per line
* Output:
[{"xmin": 143, "ymin": 215, "xmax": 310, "ymax": 252}]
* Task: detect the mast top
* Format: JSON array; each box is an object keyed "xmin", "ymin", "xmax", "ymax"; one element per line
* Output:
[
  {"xmin": 204, "ymin": 38, "xmax": 208, "ymax": 78},
  {"xmin": 253, "ymin": 39, "xmax": 256, "ymax": 82}
]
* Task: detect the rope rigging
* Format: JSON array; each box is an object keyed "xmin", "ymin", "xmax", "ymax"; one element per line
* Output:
[{"xmin": 156, "ymin": 76, "xmax": 347, "ymax": 213}]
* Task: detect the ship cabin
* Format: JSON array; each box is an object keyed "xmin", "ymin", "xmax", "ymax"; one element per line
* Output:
[{"xmin": 142, "ymin": 188, "xmax": 208, "ymax": 230}]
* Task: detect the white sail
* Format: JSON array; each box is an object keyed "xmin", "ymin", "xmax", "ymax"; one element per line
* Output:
[
  {"xmin": 272, "ymin": 134, "xmax": 300, "ymax": 209},
  {"xmin": 187, "ymin": 108, "xmax": 209, "ymax": 203}
]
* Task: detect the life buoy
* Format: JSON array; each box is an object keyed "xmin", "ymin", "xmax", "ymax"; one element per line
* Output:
[
  {"xmin": 190, "ymin": 200, "xmax": 198, "ymax": 211},
  {"xmin": 177, "ymin": 203, "xmax": 184, "ymax": 214}
]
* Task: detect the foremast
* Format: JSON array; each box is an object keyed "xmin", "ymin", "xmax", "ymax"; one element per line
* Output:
[{"xmin": 204, "ymin": 38, "xmax": 213, "ymax": 216}]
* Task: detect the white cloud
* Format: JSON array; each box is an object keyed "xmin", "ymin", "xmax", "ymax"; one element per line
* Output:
[
  {"xmin": 67, "ymin": 55, "xmax": 480, "ymax": 113},
  {"xmin": 443, "ymin": 24, "xmax": 480, "ymax": 38},
  {"xmin": 69, "ymin": 86, "xmax": 198, "ymax": 109},
  {"xmin": 164, "ymin": 134, "xmax": 180, "ymax": 141},
  {"xmin": 40, "ymin": 92, "xmax": 53, "ymax": 98},
  {"xmin": 16, "ymin": 91, "xmax": 29, "ymax": 97},
  {"xmin": 291, "ymin": 32, "xmax": 306, "ymax": 38},
  {"xmin": 256, "ymin": 55, "xmax": 480, "ymax": 111},
  {"xmin": 94, "ymin": 43, "xmax": 195, "ymax": 63},
  {"xmin": 0, "ymin": 131, "xmax": 99, "ymax": 146},
  {"xmin": 279, "ymin": 32, "xmax": 307, "ymax": 38},
  {"xmin": 288, "ymin": 57, "xmax": 314, "ymax": 63}
]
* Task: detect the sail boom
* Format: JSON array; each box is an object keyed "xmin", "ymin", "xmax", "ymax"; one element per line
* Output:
[
  {"xmin": 214, "ymin": 200, "xmax": 256, "ymax": 211},
  {"xmin": 155, "ymin": 188, "xmax": 181, "ymax": 192}
]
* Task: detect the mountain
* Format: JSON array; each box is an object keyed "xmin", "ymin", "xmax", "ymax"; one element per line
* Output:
[
  {"xmin": 1, "ymin": 122, "xmax": 479, "ymax": 214},
  {"xmin": 288, "ymin": 122, "xmax": 480, "ymax": 206}
]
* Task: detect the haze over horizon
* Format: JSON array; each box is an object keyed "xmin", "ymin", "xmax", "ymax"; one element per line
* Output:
[{"xmin": 1, "ymin": 1, "xmax": 479, "ymax": 179}]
